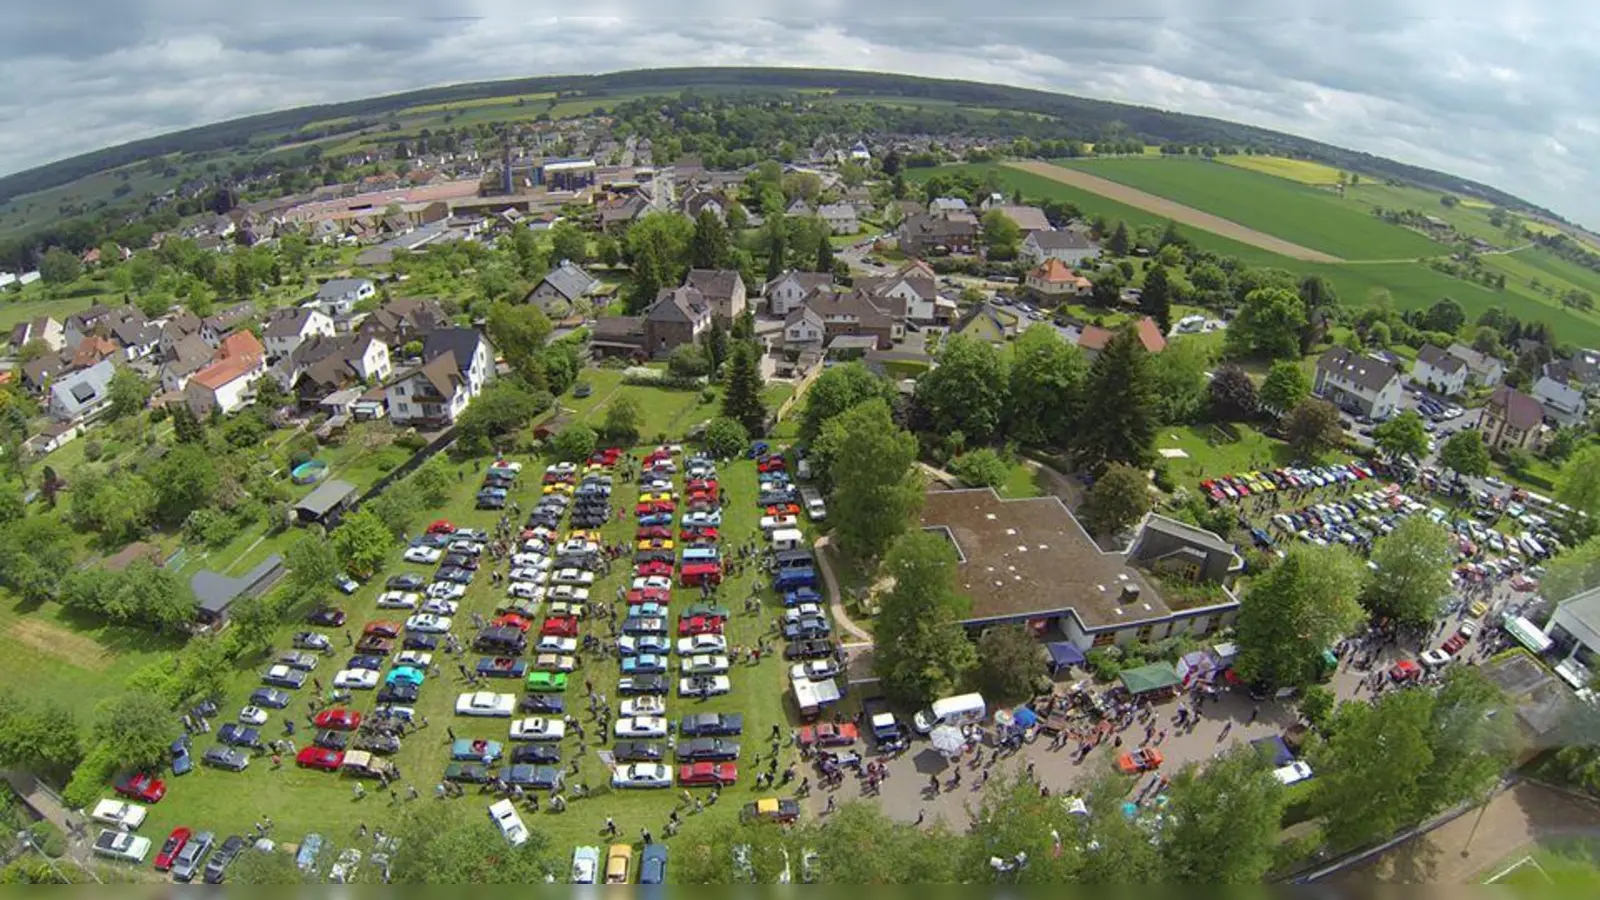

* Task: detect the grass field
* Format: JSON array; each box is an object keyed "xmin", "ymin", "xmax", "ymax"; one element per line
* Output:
[
  {"xmin": 1054, "ymin": 157, "xmax": 1450, "ymax": 260},
  {"xmin": 0, "ymin": 288, "xmax": 104, "ymax": 332},
  {"xmin": 397, "ymin": 94, "xmax": 558, "ymax": 115},
  {"xmin": 1215, "ymin": 154, "xmax": 1344, "ymax": 185},
  {"xmin": 1483, "ymin": 839, "xmax": 1600, "ymax": 888},
  {"xmin": 1156, "ymin": 423, "xmax": 1299, "ymax": 483}
]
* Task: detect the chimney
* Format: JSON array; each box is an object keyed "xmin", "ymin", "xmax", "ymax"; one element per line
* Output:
[{"xmin": 1118, "ymin": 584, "xmax": 1141, "ymax": 606}]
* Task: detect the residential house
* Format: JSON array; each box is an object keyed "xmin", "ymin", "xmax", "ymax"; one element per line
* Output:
[
  {"xmin": 785, "ymin": 198, "xmax": 812, "ymax": 218},
  {"xmin": 848, "ymin": 141, "xmax": 871, "ymax": 162},
  {"xmin": 596, "ymin": 194, "xmax": 648, "ymax": 233},
  {"xmin": 262, "ymin": 307, "xmax": 336, "ymax": 361},
  {"xmin": 1312, "ymin": 347, "xmax": 1403, "ymax": 419},
  {"xmin": 62, "ymin": 304, "xmax": 116, "ymax": 347},
  {"xmin": 1533, "ymin": 375, "xmax": 1588, "ymax": 427},
  {"xmin": 782, "ymin": 305, "xmax": 826, "ymax": 348},
  {"xmin": 159, "ymin": 334, "xmax": 216, "ymax": 393},
  {"xmin": 1077, "ymin": 317, "xmax": 1168, "ymax": 362},
  {"xmin": 1482, "ymin": 385, "xmax": 1545, "ymax": 452},
  {"xmin": 954, "ymin": 303, "xmax": 1020, "ymax": 345},
  {"xmin": 310, "ymin": 278, "xmax": 376, "ymax": 320},
  {"xmin": 184, "ymin": 332, "xmax": 268, "ymax": 417},
  {"xmin": 277, "ymin": 333, "xmax": 392, "ymax": 402},
  {"xmin": 1024, "ymin": 258, "xmax": 1093, "ymax": 306},
  {"xmin": 20, "ymin": 351, "xmax": 70, "ymax": 393},
  {"xmin": 804, "ymin": 288, "xmax": 898, "ymax": 350},
  {"xmin": 47, "ymin": 359, "xmax": 117, "ymax": 422},
  {"xmin": 1020, "ymin": 229, "xmax": 1101, "ymax": 267},
  {"xmin": 1446, "ymin": 343, "xmax": 1506, "ymax": 387},
  {"xmin": 358, "ymin": 297, "xmax": 450, "ymax": 348},
  {"xmin": 104, "ymin": 311, "xmax": 161, "ymax": 362},
  {"xmin": 987, "ymin": 205, "xmax": 1052, "ymax": 234},
  {"xmin": 588, "ymin": 316, "xmax": 649, "ymax": 360},
  {"xmin": 69, "ymin": 335, "xmax": 120, "ymax": 370},
  {"xmin": 7, "ymin": 316, "xmax": 64, "ymax": 353},
  {"xmin": 631, "ymin": 286, "xmax": 713, "ymax": 358},
  {"xmin": 898, "ymin": 213, "xmax": 977, "ymax": 256},
  {"xmin": 1544, "ymin": 350, "xmax": 1600, "ymax": 393},
  {"xmin": 683, "ymin": 269, "xmax": 747, "ymax": 321},
  {"xmin": 200, "ymin": 302, "xmax": 256, "ymax": 346},
  {"xmin": 763, "ymin": 270, "xmax": 833, "ymax": 317},
  {"xmin": 856, "ymin": 260, "xmax": 948, "ymax": 324},
  {"xmin": 816, "ymin": 203, "xmax": 859, "ymax": 235},
  {"xmin": 1411, "ymin": 344, "xmax": 1468, "ymax": 396},
  {"xmin": 158, "ymin": 311, "xmax": 202, "ymax": 357},
  {"xmin": 386, "ymin": 352, "xmax": 471, "ymax": 428},
  {"xmin": 420, "ymin": 328, "xmax": 494, "ymax": 399},
  {"xmin": 929, "ymin": 197, "xmax": 969, "ymax": 215},
  {"xmin": 524, "ymin": 260, "xmax": 599, "ymax": 317},
  {"xmin": 682, "ymin": 190, "xmax": 728, "ymax": 222}
]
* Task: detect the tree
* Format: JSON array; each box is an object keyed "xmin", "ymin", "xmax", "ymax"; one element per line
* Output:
[
  {"xmin": 1161, "ymin": 745, "xmax": 1288, "ymax": 883},
  {"xmin": 602, "ymin": 395, "xmax": 641, "ymax": 444},
  {"xmin": 873, "ymin": 530, "xmax": 977, "ymax": 705},
  {"xmin": 1299, "ymin": 684, "xmax": 1335, "ymax": 730},
  {"xmin": 975, "ymin": 624, "xmax": 1045, "ymax": 703},
  {"xmin": 149, "ymin": 444, "xmax": 220, "ymax": 526},
  {"xmin": 666, "ymin": 344, "xmax": 711, "ymax": 380},
  {"xmin": 689, "ymin": 209, "xmax": 732, "ymax": 269},
  {"xmin": 1310, "ymin": 688, "xmax": 1436, "ymax": 849},
  {"xmin": 0, "ymin": 697, "xmax": 81, "ymax": 777},
  {"xmin": 38, "ymin": 247, "xmax": 82, "ymax": 284},
  {"xmin": 170, "ymin": 404, "xmax": 205, "ymax": 444},
  {"xmin": 1225, "ymin": 287, "xmax": 1307, "ymax": 360},
  {"xmin": 981, "ymin": 209, "xmax": 1021, "ymax": 259},
  {"xmin": 1259, "ymin": 360, "xmax": 1310, "ymax": 415},
  {"xmin": 101, "ymin": 368, "xmax": 151, "ymax": 421},
  {"xmin": 1284, "ymin": 397, "xmax": 1342, "ymax": 459},
  {"xmin": 485, "ymin": 301, "xmax": 552, "ymax": 384},
  {"xmin": 700, "ymin": 317, "xmax": 730, "ymax": 372},
  {"xmin": 1208, "ymin": 364, "xmax": 1259, "ymax": 421},
  {"xmin": 1108, "ymin": 221, "xmax": 1131, "ymax": 256},
  {"xmin": 330, "ymin": 509, "xmax": 394, "ymax": 579},
  {"xmin": 95, "ymin": 692, "xmax": 175, "ymax": 771},
  {"xmin": 913, "ymin": 335, "xmax": 1008, "ymax": 445},
  {"xmin": 1439, "ymin": 430, "xmax": 1491, "ymax": 480},
  {"xmin": 1372, "ymin": 410, "xmax": 1428, "ymax": 461},
  {"xmin": 456, "ymin": 382, "xmax": 550, "ymax": 453},
  {"xmin": 703, "ymin": 416, "xmax": 748, "ymax": 459},
  {"xmin": 226, "ymin": 846, "xmax": 314, "ymax": 885},
  {"xmin": 1362, "ymin": 518, "xmax": 1454, "ymax": 626},
  {"xmin": 366, "ymin": 481, "xmax": 422, "ymax": 539},
  {"xmin": 1416, "ymin": 667, "xmax": 1518, "ymax": 815},
  {"xmin": 1080, "ymin": 463, "xmax": 1151, "ymax": 536},
  {"xmin": 285, "ymin": 535, "xmax": 338, "ymax": 601},
  {"xmin": 1422, "ymin": 297, "xmax": 1466, "ymax": 334},
  {"xmin": 0, "ymin": 517, "xmax": 74, "ymax": 604},
  {"xmin": 1077, "ymin": 324, "xmax": 1156, "ymax": 471},
  {"xmin": 799, "ymin": 362, "xmax": 895, "ymax": 445},
  {"xmin": 624, "ymin": 212, "xmax": 693, "ymax": 313},
  {"xmin": 548, "ymin": 221, "xmax": 588, "ymax": 265},
  {"xmin": 817, "ymin": 399, "xmax": 921, "ymax": 559},
  {"xmin": 548, "ymin": 424, "xmax": 597, "ymax": 463},
  {"xmin": 380, "ymin": 800, "xmax": 555, "ymax": 883},
  {"xmin": 1234, "ymin": 544, "xmax": 1366, "ymax": 689},
  {"xmin": 1005, "ymin": 325, "xmax": 1086, "ymax": 447},
  {"xmin": 1140, "ymin": 264, "xmax": 1173, "ymax": 333},
  {"xmin": 410, "ymin": 456, "xmax": 453, "ymax": 507},
  {"xmin": 721, "ymin": 341, "xmax": 767, "ymax": 437},
  {"xmin": 1557, "ymin": 445, "xmax": 1600, "ymax": 519}
]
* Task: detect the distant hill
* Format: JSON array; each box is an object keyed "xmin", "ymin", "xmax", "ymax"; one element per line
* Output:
[{"xmin": 0, "ymin": 66, "xmax": 1556, "ymax": 219}]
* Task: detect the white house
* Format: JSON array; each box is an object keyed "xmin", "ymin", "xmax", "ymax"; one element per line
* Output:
[
  {"xmin": 421, "ymin": 328, "xmax": 494, "ymax": 398},
  {"xmin": 262, "ymin": 307, "xmax": 336, "ymax": 361},
  {"xmin": 387, "ymin": 353, "xmax": 471, "ymax": 428},
  {"xmin": 47, "ymin": 359, "xmax": 116, "ymax": 422},
  {"xmin": 1411, "ymin": 344, "xmax": 1468, "ymax": 396},
  {"xmin": 184, "ymin": 347, "xmax": 267, "ymax": 417},
  {"xmin": 1313, "ymin": 347, "xmax": 1404, "ymax": 420},
  {"xmin": 1446, "ymin": 343, "xmax": 1506, "ymax": 387},
  {"xmin": 762, "ymin": 271, "xmax": 833, "ymax": 317},
  {"xmin": 783, "ymin": 305, "xmax": 826, "ymax": 347},
  {"xmin": 311, "ymin": 278, "xmax": 376, "ymax": 319},
  {"xmin": 1020, "ymin": 230, "xmax": 1101, "ymax": 267},
  {"xmin": 816, "ymin": 203, "xmax": 859, "ymax": 235},
  {"xmin": 1533, "ymin": 375, "xmax": 1588, "ymax": 427}
]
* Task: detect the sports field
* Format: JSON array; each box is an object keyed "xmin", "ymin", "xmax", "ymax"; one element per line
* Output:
[
  {"xmin": 1048, "ymin": 157, "xmax": 1451, "ymax": 260},
  {"xmin": 1215, "ymin": 154, "xmax": 1344, "ymax": 185}
]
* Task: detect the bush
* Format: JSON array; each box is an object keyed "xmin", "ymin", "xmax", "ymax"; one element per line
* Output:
[
  {"xmin": 949, "ymin": 448, "xmax": 1011, "ymax": 488},
  {"xmin": 1151, "ymin": 462, "xmax": 1176, "ymax": 492},
  {"xmin": 184, "ymin": 507, "xmax": 241, "ymax": 548},
  {"xmin": 394, "ymin": 432, "xmax": 428, "ymax": 451},
  {"xmin": 82, "ymin": 441, "xmax": 103, "ymax": 462},
  {"xmin": 1085, "ymin": 647, "xmax": 1124, "ymax": 681},
  {"xmin": 27, "ymin": 822, "xmax": 65, "ymax": 858}
]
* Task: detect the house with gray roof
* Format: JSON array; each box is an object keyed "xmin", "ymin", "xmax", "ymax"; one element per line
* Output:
[
  {"xmin": 293, "ymin": 479, "xmax": 358, "ymax": 526},
  {"xmin": 311, "ymin": 278, "xmax": 376, "ymax": 319},
  {"xmin": 524, "ymin": 260, "xmax": 599, "ymax": 317},
  {"xmin": 1020, "ymin": 229, "xmax": 1100, "ymax": 267},
  {"xmin": 1411, "ymin": 343, "xmax": 1468, "ymax": 396},
  {"xmin": 1313, "ymin": 347, "xmax": 1403, "ymax": 419},
  {"xmin": 683, "ymin": 269, "xmax": 747, "ymax": 320},
  {"xmin": 1483, "ymin": 385, "xmax": 1545, "ymax": 452},
  {"xmin": 47, "ymin": 359, "xmax": 116, "ymax": 422},
  {"xmin": 1446, "ymin": 342, "xmax": 1506, "ymax": 387},
  {"xmin": 262, "ymin": 306, "xmax": 335, "ymax": 360},
  {"xmin": 192, "ymin": 554, "xmax": 284, "ymax": 625},
  {"xmin": 816, "ymin": 203, "xmax": 860, "ymax": 235},
  {"xmin": 1533, "ymin": 374, "xmax": 1588, "ymax": 427}
]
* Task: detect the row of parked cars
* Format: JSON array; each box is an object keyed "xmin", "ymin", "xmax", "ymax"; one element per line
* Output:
[{"xmin": 1200, "ymin": 461, "xmax": 1376, "ymax": 503}]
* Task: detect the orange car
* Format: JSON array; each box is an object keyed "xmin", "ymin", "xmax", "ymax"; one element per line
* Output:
[{"xmin": 1117, "ymin": 747, "xmax": 1163, "ymax": 774}]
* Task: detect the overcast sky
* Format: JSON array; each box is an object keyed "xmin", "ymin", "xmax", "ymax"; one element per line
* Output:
[{"xmin": 4, "ymin": 2, "xmax": 1593, "ymax": 224}]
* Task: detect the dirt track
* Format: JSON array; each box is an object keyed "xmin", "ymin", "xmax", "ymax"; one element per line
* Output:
[{"xmin": 1006, "ymin": 160, "xmax": 1345, "ymax": 263}]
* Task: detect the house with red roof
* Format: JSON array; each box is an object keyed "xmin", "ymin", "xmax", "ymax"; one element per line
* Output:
[
  {"xmin": 1024, "ymin": 259, "xmax": 1093, "ymax": 305},
  {"xmin": 183, "ymin": 331, "xmax": 267, "ymax": 416},
  {"xmin": 1076, "ymin": 317, "xmax": 1167, "ymax": 361}
]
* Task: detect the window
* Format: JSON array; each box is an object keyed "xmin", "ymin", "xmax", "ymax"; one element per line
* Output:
[{"xmin": 1091, "ymin": 631, "xmax": 1115, "ymax": 648}]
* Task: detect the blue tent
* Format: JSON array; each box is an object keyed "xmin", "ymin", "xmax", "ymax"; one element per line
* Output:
[
  {"xmin": 1046, "ymin": 642, "xmax": 1085, "ymax": 673},
  {"xmin": 1013, "ymin": 707, "xmax": 1039, "ymax": 729}
]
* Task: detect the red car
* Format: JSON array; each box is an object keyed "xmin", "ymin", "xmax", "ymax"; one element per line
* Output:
[
  {"xmin": 678, "ymin": 762, "xmax": 738, "ymax": 786},
  {"xmin": 757, "ymin": 457, "xmax": 786, "ymax": 473},
  {"xmin": 541, "ymin": 616, "xmax": 579, "ymax": 638},
  {"xmin": 686, "ymin": 479, "xmax": 719, "ymax": 493},
  {"xmin": 153, "ymin": 827, "xmax": 191, "ymax": 871},
  {"xmin": 634, "ymin": 560, "xmax": 673, "ymax": 578},
  {"xmin": 798, "ymin": 723, "xmax": 860, "ymax": 748},
  {"xmin": 678, "ymin": 615, "xmax": 726, "ymax": 636},
  {"xmin": 764, "ymin": 503, "xmax": 801, "ymax": 517},
  {"xmin": 313, "ymin": 708, "xmax": 363, "ymax": 732},
  {"xmin": 628, "ymin": 588, "xmax": 671, "ymax": 605},
  {"xmin": 636, "ymin": 526, "xmax": 673, "ymax": 540},
  {"xmin": 681, "ymin": 527, "xmax": 719, "ymax": 543},
  {"xmin": 1389, "ymin": 660, "xmax": 1422, "ymax": 682},
  {"xmin": 494, "ymin": 613, "xmax": 533, "ymax": 633},
  {"xmin": 296, "ymin": 747, "xmax": 345, "ymax": 771},
  {"xmin": 426, "ymin": 520, "xmax": 456, "ymax": 535},
  {"xmin": 113, "ymin": 771, "xmax": 166, "ymax": 804},
  {"xmin": 1441, "ymin": 633, "xmax": 1468, "ymax": 655},
  {"xmin": 364, "ymin": 621, "xmax": 402, "ymax": 639}
]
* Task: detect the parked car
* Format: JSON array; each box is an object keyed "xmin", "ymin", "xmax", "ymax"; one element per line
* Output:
[
  {"xmin": 202, "ymin": 747, "xmax": 250, "ymax": 772},
  {"xmin": 153, "ymin": 826, "xmax": 191, "ymax": 871},
  {"xmin": 572, "ymin": 846, "xmax": 600, "ymax": 884},
  {"xmin": 611, "ymin": 762, "xmax": 672, "ymax": 789},
  {"xmin": 455, "ymin": 692, "xmax": 517, "ymax": 717},
  {"xmin": 202, "ymin": 834, "xmax": 246, "ymax": 883},
  {"xmin": 170, "ymin": 830, "xmax": 215, "ymax": 881}
]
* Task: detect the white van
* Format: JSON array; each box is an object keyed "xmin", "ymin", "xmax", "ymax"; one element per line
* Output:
[
  {"xmin": 488, "ymin": 798, "xmax": 529, "ymax": 847},
  {"xmin": 912, "ymin": 692, "xmax": 987, "ymax": 734},
  {"xmin": 770, "ymin": 528, "xmax": 804, "ymax": 552}
]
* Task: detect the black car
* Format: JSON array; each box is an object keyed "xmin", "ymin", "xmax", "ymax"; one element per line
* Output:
[
  {"xmin": 442, "ymin": 552, "xmax": 480, "ymax": 571},
  {"xmin": 217, "ymin": 724, "xmax": 262, "ymax": 748},
  {"xmin": 680, "ymin": 713, "xmax": 743, "ymax": 737},
  {"xmin": 525, "ymin": 513, "xmax": 561, "ymax": 530},
  {"xmin": 307, "ymin": 607, "xmax": 346, "ymax": 627},
  {"xmin": 435, "ymin": 566, "xmax": 474, "ymax": 585},
  {"xmin": 377, "ymin": 682, "xmax": 420, "ymax": 704},
  {"xmin": 618, "ymin": 675, "xmax": 668, "ymax": 695},
  {"xmin": 386, "ymin": 574, "xmax": 427, "ymax": 591},
  {"xmin": 483, "ymin": 473, "xmax": 517, "ymax": 489},
  {"xmin": 612, "ymin": 741, "xmax": 665, "ymax": 763},
  {"xmin": 632, "ymin": 550, "xmax": 673, "ymax": 565},
  {"xmin": 519, "ymin": 694, "xmax": 566, "ymax": 715},
  {"xmin": 510, "ymin": 743, "xmax": 561, "ymax": 765},
  {"xmin": 170, "ymin": 830, "xmax": 214, "ymax": 882},
  {"xmin": 784, "ymin": 639, "xmax": 838, "ymax": 661},
  {"xmin": 443, "ymin": 762, "xmax": 493, "ymax": 783},
  {"xmin": 678, "ymin": 738, "xmax": 740, "ymax": 761},
  {"xmin": 202, "ymin": 747, "xmax": 249, "ymax": 771},
  {"xmin": 504, "ymin": 764, "xmax": 563, "ymax": 790},
  {"xmin": 355, "ymin": 733, "xmax": 402, "ymax": 754},
  {"xmin": 346, "ymin": 654, "xmax": 385, "ymax": 671},
  {"xmin": 476, "ymin": 492, "xmax": 507, "ymax": 510},
  {"xmin": 314, "ymin": 730, "xmax": 349, "ymax": 751},
  {"xmin": 203, "ymin": 835, "xmax": 246, "ymax": 884},
  {"xmin": 402, "ymin": 633, "xmax": 440, "ymax": 651}
]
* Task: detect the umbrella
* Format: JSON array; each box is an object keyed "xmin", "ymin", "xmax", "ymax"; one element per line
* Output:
[
  {"xmin": 1062, "ymin": 797, "xmax": 1089, "ymax": 817},
  {"xmin": 930, "ymin": 725, "xmax": 965, "ymax": 756},
  {"xmin": 993, "ymin": 709, "xmax": 1014, "ymax": 728}
]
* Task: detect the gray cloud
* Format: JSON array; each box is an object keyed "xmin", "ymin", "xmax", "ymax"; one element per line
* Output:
[{"xmin": 1, "ymin": 2, "xmax": 1593, "ymax": 223}]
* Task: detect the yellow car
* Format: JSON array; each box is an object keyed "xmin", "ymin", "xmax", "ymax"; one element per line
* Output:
[
  {"xmin": 569, "ymin": 530, "xmax": 602, "ymax": 544},
  {"xmin": 640, "ymin": 491, "xmax": 675, "ymax": 503},
  {"xmin": 1469, "ymin": 599, "xmax": 1489, "ymax": 619},
  {"xmin": 605, "ymin": 844, "xmax": 633, "ymax": 884},
  {"xmin": 636, "ymin": 539, "xmax": 675, "ymax": 552},
  {"xmin": 542, "ymin": 482, "xmax": 574, "ymax": 495},
  {"xmin": 1247, "ymin": 471, "xmax": 1276, "ymax": 492}
]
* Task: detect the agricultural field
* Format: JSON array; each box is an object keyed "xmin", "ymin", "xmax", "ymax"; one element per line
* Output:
[
  {"xmin": 1051, "ymin": 157, "xmax": 1450, "ymax": 260},
  {"xmin": 1341, "ymin": 181, "xmax": 1514, "ymax": 246},
  {"xmin": 1215, "ymin": 154, "xmax": 1344, "ymax": 185},
  {"xmin": 396, "ymin": 93, "xmax": 558, "ymax": 116}
]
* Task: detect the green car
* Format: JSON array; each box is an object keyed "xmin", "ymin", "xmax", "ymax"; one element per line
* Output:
[
  {"xmin": 683, "ymin": 602, "xmax": 730, "ymax": 620},
  {"xmin": 526, "ymin": 671, "xmax": 569, "ymax": 693}
]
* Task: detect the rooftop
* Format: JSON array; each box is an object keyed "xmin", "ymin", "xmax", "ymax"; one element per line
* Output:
[
  {"xmin": 192, "ymin": 554, "xmax": 284, "ymax": 615},
  {"xmin": 293, "ymin": 479, "xmax": 358, "ymax": 517}
]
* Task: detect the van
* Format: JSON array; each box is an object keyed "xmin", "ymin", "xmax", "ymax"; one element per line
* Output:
[
  {"xmin": 773, "ymin": 568, "xmax": 817, "ymax": 591},
  {"xmin": 489, "ymin": 799, "xmax": 529, "ymax": 847},
  {"xmin": 680, "ymin": 563, "xmax": 724, "ymax": 587},
  {"xmin": 680, "ymin": 547, "xmax": 720, "ymax": 565},
  {"xmin": 770, "ymin": 529, "xmax": 804, "ymax": 552},
  {"xmin": 775, "ymin": 550, "xmax": 815, "ymax": 569},
  {"xmin": 912, "ymin": 692, "xmax": 987, "ymax": 734},
  {"xmin": 796, "ymin": 459, "xmax": 813, "ymax": 481}
]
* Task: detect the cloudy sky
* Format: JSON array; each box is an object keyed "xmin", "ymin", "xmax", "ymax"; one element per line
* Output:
[{"xmin": 4, "ymin": 2, "xmax": 1594, "ymax": 224}]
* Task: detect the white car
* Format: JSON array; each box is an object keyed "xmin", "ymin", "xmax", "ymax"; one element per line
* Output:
[
  {"xmin": 1420, "ymin": 648, "xmax": 1452, "ymax": 668},
  {"xmin": 521, "ymin": 538, "xmax": 551, "ymax": 556},
  {"xmin": 238, "ymin": 706, "xmax": 268, "ymax": 726},
  {"xmin": 548, "ymin": 584, "xmax": 590, "ymax": 603},
  {"xmin": 509, "ymin": 567, "xmax": 549, "ymax": 585},
  {"xmin": 376, "ymin": 591, "xmax": 420, "ymax": 610},
  {"xmin": 546, "ymin": 462, "xmax": 577, "ymax": 477},
  {"xmin": 682, "ymin": 654, "xmax": 730, "ymax": 675},
  {"xmin": 92, "ymin": 829, "xmax": 151, "ymax": 863},
  {"xmin": 614, "ymin": 716, "xmax": 669, "ymax": 738},
  {"xmin": 510, "ymin": 553, "xmax": 551, "ymax": 570},
  {"xmin": 631, "ymin": 576, "xmax": 673, "ymax": 591},
  {"xmin": 572, "ymin": 846, "xmax": 601, "ymax": 884},
  {"xmin": 329, "ymin": 848, "xmax": 362, "ymax": 884},
  {"xmin": 1459, "ymin": 619, "xmax": 1479, "ymax": 638},
  {"xmin": 785, "ymin": 603, "xmax": 825, "ymax": 621},
  {"xmin": 426, "ymin": 582, "xmax": 466, "ymax": 601},
  {"xmin": 611, "ymin": 762, "xmax": 672, "ymax": 789},
  {"xmin": 677, "ymin": 634, "xmax": 727, "ymax": 655},
  {"xmin": 405, "ymin": 614, "xmax": 453, "ymax": 633},
  {"xmin": 395, "ymin": 651, "xmax": 433, "ymax": 668},
  {"xmin": 509, "ymin": 716, "xmax": 568, "ymax": 741},
  {"xmin": 403, "ymin": 546, "xmax": 443, "ymax": 564},
  {"xmin": 334, "ymin": 668, "xmax": 380, "ymax": 690},
  {"xmin": 506, "ymin": 582, "xmax": 545, "ymax": 600},
  {"xmin": 421, "ymin": 598, "xmax": 459, "ymax": 616},
  {"xmin": 557, "ymin": 539, "xmax": 599, "ymax": 556},
  {"xmin": 455, "ymin": 692, "xmax": 516, "ymax": 717},
  {"xmin": 551, "ymin": 569, "xmax": 596, "ymax": 586},
  {"xmin": 1272, "ymin": 761, "xmax": 1314, "ymax": 786},
  {"xmin": 533, "ymin": 653, "xmax": 577, "ymax": 673},
  {"xmin": 448, "ymin": 540, "xmax": 482, "ymax": 556},
  {"xmin": 91, "ymin": 799, "xmax": 147, "ymax": 829},
  {"xmin": 489, "ymin": 798, "xmax": 529, "ymax": 847},
  {"xmin": 536, "ymin": 636, "xmax": 578, "ymax": 654},
  {"xmin": 679, "ymin": 675, "xmax": 732, "ymax": 697},
  {"xmin": 620, "ymin": 696, "xmax": 667, "ymax": 717},
  {"xmin": 760, "ymin": 515, "xmax": 798, "ymax": 531}
]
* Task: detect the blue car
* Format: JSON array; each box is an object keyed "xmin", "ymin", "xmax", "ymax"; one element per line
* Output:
[
  {"xmin": 621, "ymin": 654, "xmax": 667, "ymax": 675},
  {"xmin": 386, "ymin": 666, "xmax": 425, "ymax": 686},
  {"xmin": 627, "ymin": 601, "xmax": 668, "ymax": 618},
  {"xmin": 295, "ymin": 834, "xmax": 324, "ymax": 873},
  {"xmin": 783, "ymin": 588, "xmax": 823, "ymax": 607},
  {"xmin": 640, "ymin": 843, "xmax": 668, "ymax": 883},
  {"xmin": 171, "ymin": 736, "xmax": 193, "ymax": 776},
  {"xmin": 637, "ymin": 512, "xmax": 673, "ymax": 527},
  {"xmin": 452, "ymin": 738, "xmax": 504, "ymax": 762}
]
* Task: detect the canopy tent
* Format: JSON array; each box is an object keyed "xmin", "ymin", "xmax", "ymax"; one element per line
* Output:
[
  {"xmin": 1249, "ymin": 735, "xmax": 1294, "ymax": 767},
  {"xmin": 1045, "ymin": 642, "xmax": 1085, "ymax": 673},
  {"xmin": 1012, "ymin": 707, "xmax": 1039, "ymax": 729},
  {"xmin": 1176, "ymin": 650, "xmax": 1219, "ymax": 686},
  {"xmin": 1119, "ymin": 662, "xmax": 1182, "ymax": 696},
  {"xmin": 1504, "ymin": 615, "xmax": 1554, "ymax": 654}
]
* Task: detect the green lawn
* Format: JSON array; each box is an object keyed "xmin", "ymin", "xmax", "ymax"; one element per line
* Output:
[
  {"xmin": 1157, "ymin": 423, "xmax": 1297, "ymax": 483},
  {"xmin": 1484, "ymin": 839, "xmax": 1600, "ymax": 889},
  {"xmin": 1054, "ymin": 157, "xmax": 1449, "ymax": 260},
  {"xmin": 996, "ymin": 461, "xmax": 1046, "ymax": 499},
  {"xmin": 0, "ymin": 286, "xmax": 105, "ymax": 331}
]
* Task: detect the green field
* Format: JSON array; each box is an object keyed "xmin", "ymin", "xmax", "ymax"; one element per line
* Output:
[{"xmin": 1054, "ymin": 157, "xmax": 1450, "ymax": 260}]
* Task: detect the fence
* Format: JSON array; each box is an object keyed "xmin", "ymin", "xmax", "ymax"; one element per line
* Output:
[{"xmin": 351, "ymin": 426, "xmax": 458, "ymax": 510}]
